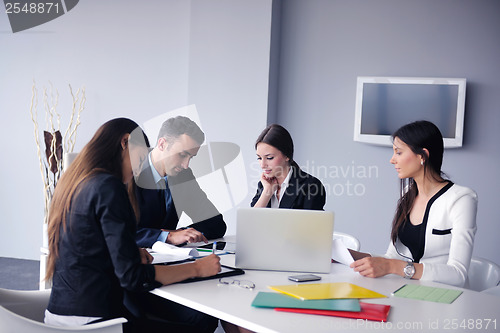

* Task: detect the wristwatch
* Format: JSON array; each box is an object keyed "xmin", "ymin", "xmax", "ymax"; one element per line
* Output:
[{"xmin": 403, "ymin": 261, "xmax": 415, "ymax": 279}]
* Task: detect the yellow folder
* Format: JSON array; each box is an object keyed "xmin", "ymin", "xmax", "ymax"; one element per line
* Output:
[{"xmin": 268, "ymin": 282, "xmax": 387, "ymax": 300}]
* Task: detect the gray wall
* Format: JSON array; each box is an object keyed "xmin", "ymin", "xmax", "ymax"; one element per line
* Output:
[
  {"xmin": 0, "ymin": 0, "xmax": 272, "ymax": 260},
  {"xmin": 274, "ymin": 0, "xmax": 500, "ymax": 262}
]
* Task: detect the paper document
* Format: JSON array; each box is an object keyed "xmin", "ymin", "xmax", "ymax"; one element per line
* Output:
[
  {"xmin": 331, "ymin": 238, "xmax": 354, "ymax": 265},
  {"xmin": 392, "ymin": 284, "xmax": 462, "ymax": 304},
  {"xmin": 183, "ymin": 241, "xmax": 212, "ymax": 248},
  {"xmin": 150, "ymin": 241, "xmax": 199, "ymax": 264},
  {"xmin": 185, "ymin": 240, "xmax": 236, "ymax": 253}
]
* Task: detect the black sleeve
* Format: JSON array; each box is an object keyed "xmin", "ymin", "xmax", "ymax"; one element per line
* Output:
[
  {"xmin": 187, "ymin": 213, "xmax": 226, "ymax": 240},
  {"xmin": 96, "ymin": 177, "xmax": 161, "ymax": 291},
  {"xmin": 250, "ymin": 181, "xmax": 265, "ymax": 207},
  {"xmin": 170, "ymin": 169, "xmax": 227, "ymax": 239},
  {"xmin": 135, "ymin": 227, "xmax": 163, "ymax": 248},
  {"xmin": 301, "ymin": 177, "xmax": 326, "ymax": 210}
]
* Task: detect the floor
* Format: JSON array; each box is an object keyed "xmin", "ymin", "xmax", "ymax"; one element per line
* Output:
[{"xmin": 0, "ymin": 257, "xmax": 40, "ymax": 290}]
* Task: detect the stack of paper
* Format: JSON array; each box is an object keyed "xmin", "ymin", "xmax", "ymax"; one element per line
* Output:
[
  {"xmin": 331, "ymin": 238, "xmax": 355, "ymax": 265},
  {"xmin": 252, "ymin": 282, "xmax": 390, "ymax": 322},
  {"xmin": 150, "ymin": 241, "xmax": 199, "ymax": 264}
]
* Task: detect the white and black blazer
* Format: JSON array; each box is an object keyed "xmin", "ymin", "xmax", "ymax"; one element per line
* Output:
[{"xmin": 384, "ymin": 183, "xmax": 478, "ymax": 287}]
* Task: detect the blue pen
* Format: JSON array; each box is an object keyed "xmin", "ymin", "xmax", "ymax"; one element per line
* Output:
[{"xmin": 212, "ymin": 241, "xmax": 217, "ymax": 255}]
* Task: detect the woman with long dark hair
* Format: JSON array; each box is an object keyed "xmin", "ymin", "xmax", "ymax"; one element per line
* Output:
[
  {"xmin": 44, "ymin": 118, "xmax": 220, "ymax": 332},
  {"xmin": 223, "ymin": 124, "xmax": 328, "ymax": 333},
  {"xmin": 350, "ymin": 120, "xmax": 477, "ymax": 287},
  {"xmin": 251, "ymin": 124, "xmax": 326, "ymax": 210}
]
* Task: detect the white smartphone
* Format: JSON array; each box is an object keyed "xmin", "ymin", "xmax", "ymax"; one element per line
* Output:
[{"xmin": 288, "ymin": 274, "xmax": 322, "ymax": 282}]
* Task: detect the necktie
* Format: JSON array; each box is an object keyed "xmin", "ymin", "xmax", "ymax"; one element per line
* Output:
[{"xmin": 159, "ymin": 177, "xmax": 173, "ymax": 212}]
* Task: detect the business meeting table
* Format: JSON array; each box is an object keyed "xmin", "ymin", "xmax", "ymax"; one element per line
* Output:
[{"xmin": 151, "ymin": 237, "xmax": 500, "ymax": 332}]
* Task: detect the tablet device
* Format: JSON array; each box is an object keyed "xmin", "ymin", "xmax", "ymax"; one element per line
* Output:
[{"xmin": 178, "ymin": 265, "xmax": 244, "ymax": 283}]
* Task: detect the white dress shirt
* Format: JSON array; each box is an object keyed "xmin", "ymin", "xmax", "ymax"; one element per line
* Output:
[{"xmin": 270, "ymin": 167, "xmax": 293, "ymax": 208}]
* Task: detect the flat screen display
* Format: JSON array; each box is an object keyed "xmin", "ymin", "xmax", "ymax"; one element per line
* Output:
[{"xmin": 353, "ymin": 77, "xmax": 466, "ymax": 148}]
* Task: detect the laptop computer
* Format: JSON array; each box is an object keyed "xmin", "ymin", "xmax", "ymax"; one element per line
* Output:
[{"xmin": 235, "ymin": 208, "xmax": 334, "ymax": 273}]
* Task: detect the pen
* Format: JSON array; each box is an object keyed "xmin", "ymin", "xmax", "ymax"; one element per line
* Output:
[
  {"xmin": 212, "ymin": 241, "xmax": 217, "ymax": 255},
  {"xmin": 391, "ymin": 284, "xmax": 407, "ymax": 296},
  {"xmin": 192, "ymin": 251, "xmax": 230, "ymax": 258}
]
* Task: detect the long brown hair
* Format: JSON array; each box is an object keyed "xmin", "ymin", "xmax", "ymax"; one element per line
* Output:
[
  {"xmin": 45, "ymin": 118, "xmax": 148, "ymax": 280},
  {"xmin": 390, "ymin": 121, "xmax": 447, "ymax": 243}
]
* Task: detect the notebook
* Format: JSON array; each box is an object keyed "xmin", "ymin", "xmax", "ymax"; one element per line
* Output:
[{"xmin": 235, "ymin": 208, "xmax": 334, "ymax": 273}]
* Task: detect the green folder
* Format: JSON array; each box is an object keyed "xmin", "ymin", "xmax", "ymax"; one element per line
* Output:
[
  {"xmin": 392, "ymin": 284, "xmax": 462, "ymax": 304},
  {"xmin": 251, "ymin": 292, "xmax": 361, "ymax": 312}
]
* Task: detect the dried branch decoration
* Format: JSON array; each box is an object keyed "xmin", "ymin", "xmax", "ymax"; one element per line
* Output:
[{"xmin": 29, "ymin": 81, "xmax": 86, "ymax": 223}]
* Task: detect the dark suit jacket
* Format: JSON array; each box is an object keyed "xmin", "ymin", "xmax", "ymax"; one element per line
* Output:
[
  {"xmin": 135, "ymin": 166, "xmax": 227, "ymax": 247},
  {"xmin": 48, "ymin": 173, "xmax": 160, "ymax": 318},
  {"xmin": 250, "ymin": 165, "xmax": 326, "ymax": 210}
]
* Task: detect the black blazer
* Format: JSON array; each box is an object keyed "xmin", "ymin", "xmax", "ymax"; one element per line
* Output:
[
  {"xmin": 250, "ymin": 165, "xmax": 326, "ymax": 210},
  {"xmin": 48, "ymin": 173, "xmax": 160, "ymax": 318},
  {"xmin": 134, "ymin": 166, "xmax": 227, "ymax": 248}
]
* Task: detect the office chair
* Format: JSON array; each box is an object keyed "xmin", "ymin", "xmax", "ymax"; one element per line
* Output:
[
  {"xmin": 467, "ymin": 257, "xmax": 500, "ymax": 292},
  {"xmin": 0, "ymin": 288, "xmax": 126, "ymax": 333},
  {"xmin": 482, "ymin": 285, "xmax": 500, "ymax": 297}
]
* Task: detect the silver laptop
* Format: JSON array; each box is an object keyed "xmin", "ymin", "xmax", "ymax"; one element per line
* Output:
[{"xmin": 235, "ymin": 208, "xmax": 334, "ymax": 273}]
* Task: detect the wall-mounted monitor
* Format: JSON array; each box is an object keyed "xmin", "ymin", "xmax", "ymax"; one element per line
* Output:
[{"xmin": 353, "ymin": 76, "xmax": 466, "ymax": 148}]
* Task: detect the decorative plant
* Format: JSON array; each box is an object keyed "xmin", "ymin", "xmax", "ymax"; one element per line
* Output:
[{"xmin": 29, "ymin": 82, "xmax": 86, "ymax": 224}]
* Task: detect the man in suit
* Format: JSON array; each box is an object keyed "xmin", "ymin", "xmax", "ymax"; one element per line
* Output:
[{"xmin": 134, "ymin": 115, "xmax": 226, "ymax": 248}]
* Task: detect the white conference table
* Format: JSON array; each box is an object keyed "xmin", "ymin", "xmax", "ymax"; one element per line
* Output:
[{"xmin": 152, "ymin": 238, "xmax": 500, "ymax": 332}]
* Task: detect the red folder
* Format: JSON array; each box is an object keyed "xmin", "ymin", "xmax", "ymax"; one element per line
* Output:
[{"xmin": 275, "ymin": 302, "xmax": 391, "ymax": 322}]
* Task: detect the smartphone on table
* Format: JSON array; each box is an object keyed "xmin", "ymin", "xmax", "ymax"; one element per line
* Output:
[{"xmin": 288, "ymin": 274, "xmax": 322, "ymax": 282}]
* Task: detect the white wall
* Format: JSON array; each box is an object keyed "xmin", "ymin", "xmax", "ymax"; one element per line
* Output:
[
  {"xmin": 5, "ymin": 0, "xmax": 496, "ymax": 265},
  {"xmin": 274, "ymin": 0, "xmax": 500, "ymax": 263},
  {"xmin": 0, "ymin": 0, "xmax": 272, "ymax": 260}
]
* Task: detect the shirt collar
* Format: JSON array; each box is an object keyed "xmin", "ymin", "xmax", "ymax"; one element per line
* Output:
[
  {"xmin": 148, "ymin": 152, "xmax": 164, "ymax": 186},
  {"xmin": 270, "ymin": 167, "xmax": 293, "ymax": 208},
  {"xmin": 281, "ymin": 166, "xmax": 293, "ymax": 189}
]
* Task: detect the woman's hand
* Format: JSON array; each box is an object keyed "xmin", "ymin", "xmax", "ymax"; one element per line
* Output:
[
  {"xmin": 194, "ymin": 254, "xmax": 221, "ymax": 277},
  {"xmin": 260, "ymin": 173, "xmax": 279, "ymax": 195},
  {"xmin": 139, "ymin": 248, "xmax": 153, "ymax": 265},
  {"xmin": 253, "ymin": 173, "xmax": 281, "ymax": 207},
  {"xmin": 154, "ymin": 253, "xmax": 221, "ymax": 285},
  {"xmin": 350, "ymin": 257, "xmax": 393, "ymax": 278}
]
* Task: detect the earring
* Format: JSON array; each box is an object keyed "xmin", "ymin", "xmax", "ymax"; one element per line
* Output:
[{"xmin": 420, "ymin": 160, "xmax": 424, "ymax": 166}]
